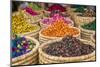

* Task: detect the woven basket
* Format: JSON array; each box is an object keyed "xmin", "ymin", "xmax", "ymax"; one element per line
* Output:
[
  {"xmin": 12, "ymin": 12, "xmax": 41, "ymax": 39},
  {"xmin": 84, "ymin": 55, "xmax": 96, "ymax": 61},
  {"xmin": 39, "ymin": 56, "xmax": 95, "ymax": 64},
  {"xmin": 12, "ymin": 36, "xmax": 40, "ymax": 66},
  {"xmin": 65, "ymin": 7, "xmax": 75, "ymax": 19},
  {"xmin": 73, "ymin": 13, "xmax": 95, "ymax": 27},
  {"xmin": 39, "ymin": 38, "xmax": 95, "ymax": 64},
  {"xmin": 39, "ymin": 17, "xmax": 52, "ymax": 29},
  {"xmin": 91, "ymin": 32, "xmax": 96, "ymax": 44},
  {"xmin": 70, "ymin": 8, "xmax": 77, "ymax": 12},
  {"xmin": 79, "ymin": 26, "xmax": 95, "ymax": 41},
  {"xmin": 12, "ymin": 53, "xmax": 38, "ymax": 66},
  {"xmin": 12, "ymin": 11, "xmax": 20, "ymax": 16},
  {"xmin": 12, "ymin": 10, "xmax": 41, "ymax": 25},
  {"xmin": 22, "ymin": 10, "xmax": 42, "ymax": 25},
  {"xmin": 39, "ymin": 27, "xmax": 80, "ymax": 44},
  {"xmin": 19, "ymin": 25, "xmax": 40, "ymax": 39}
]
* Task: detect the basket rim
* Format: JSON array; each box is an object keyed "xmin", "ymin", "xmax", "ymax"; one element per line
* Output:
[
  {"xmin": 75, "ymin": 12, "xmax": 96, "ymax": 18},
  {"xmin": 12, "ymin": 36, "xmax": 40, "ymax": 61},
  {"xmin": 12, "ymin": 51, "xmax": 38, "ymax": 64},
  {"xmin": 12, "ymin": 10, "xmax": 41, "ymax": 20},
  {"xmin": 14, "ymin": 25, "xmax": 40, "ymax": 36},
  {"xmin": 39, "ymin": 38, "xmax": 95, "ymax": 61},
  {"xmin": 39, "ymin": 26, "xmax": 80, "ymax": 39},
  {"xmin": 25, "ymin": 17, "xmax": 41, "ymax": 24},
  {"xmin": 19, "ymin": 25, "xmax": 40, "ymax": 36},
  {"xmin": 23, "ymin": 10, "xmax": 42, "ymax": 23},
  {"xmin": 23, "ymin": 9, "xmax": 41, "ymax": 16},
  {"xmin": 79, "ymin": 25, "xmax": 95, "ymax": 33},
  {"xmin": 39, "ymin": 17, "xmax": 53, "ymax": 27},
  {"xmin": 40, "ymin": 17, "xmax": 74, "ymax": 26},
  {"xmin": 91, "ymin": 32, "xmax": 96, "ymax": 43},
  {"xmin": 12, "ymin": 53, "xmax": 37, "ymax": 65}
]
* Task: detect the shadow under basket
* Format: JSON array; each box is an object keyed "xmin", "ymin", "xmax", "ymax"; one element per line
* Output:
[
  {"xmin": 11, "ymin": 36, "xmax": 40, "ymax": 66},
  {"xmin": 39, "ymin": 39, "xmax": 95, "ymax": 64}
]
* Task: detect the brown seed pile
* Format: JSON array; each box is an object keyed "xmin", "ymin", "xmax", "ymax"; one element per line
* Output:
[{"xmin": 43, "ymin": 36, "xmax": 95, "ymax": 57}]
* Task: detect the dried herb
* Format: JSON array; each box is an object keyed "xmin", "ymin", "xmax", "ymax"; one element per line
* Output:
[
  {"xmin": 81, "ymin": 20, "xmax": 96, "ymax": 31},
  {"xmin": 43, "ymin": 36, "xmax": 95, "ymax": 57}
]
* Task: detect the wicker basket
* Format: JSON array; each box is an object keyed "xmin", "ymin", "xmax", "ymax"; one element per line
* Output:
[
  {"xmin": 39, "ymin": 17, "xmax": 52, "ymax": 29},
  {"xmin": 39, "ymin": 27, "xmax": 80, "ymax": 44},
  {"xmin": 12, "ymin": 11, "xmax": 41, "ymax": 39},
  {"xmin": 73, "ymin": 13, "xmax": 95, "ymax": 27},
  {"xmin": 65, "ymin": 7, "xmax": 76, "ymax": 19},
  {"xmin": 39, "ymin": 38, "xmax": 95, "ymax": 64},
  {"xmin": 84, "ymin": 55, "xmax": 96, "ymax": 61},
  {"xmin": 12, "ymin": 10, "xmax": 41, "ymax": 25},
  {"xmin": 12, "ymin": 53, "xmax": 38, "ymax": 65},
  {"xmin": 70, "ymin": 8, "xmax": 77, "ymax": 12},
  {"xmin": 91, "ymin": 32, "xmax": 96, "ymax": 44},
  {"xmin": 12, "ymin": 11, "xmax": 20, "ymax": 16},
  {"xmin": 19, "ymin": 25, "xmax": 40, "ymax": 39},
  {"xmin": 79, "ymin": 26, "xmax": 95, "ymax": 41},
  {"xmin": 23, "ymin": 10, "xmax": 42, "ymax": 25},
  {"xmin": 12, "ymin": 36, "xmax": 40, "ymax": 66},
  {"xmin": 39, "ymin": 55, "xmax": 96, "ymax": 64}
]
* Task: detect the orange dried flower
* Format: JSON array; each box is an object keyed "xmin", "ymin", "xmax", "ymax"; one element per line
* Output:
[{"xmin": 41, "ymin": 20, "xmax": 80, "ymax": 37}]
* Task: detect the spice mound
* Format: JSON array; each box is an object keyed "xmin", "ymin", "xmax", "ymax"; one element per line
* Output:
[
  {"xmin": 47, "ymin": 4, "xmax": 66, "ymax": 12},
  {"xmin": 41, "ymin": 18, "xmax": 54, "ymax": 25},
  {"xmin": 43, "ymin": 36, "xmax": 95, "ymax": 57},
  {"xmin": 28, "ymin": 3, "xmax": 42, "ymax": 11},
  {"xmin": 74, "ymin": 7, "xmax": 85, "ymax": 13},
  {"xmin": 41, "ymin": 14, "xmax": 73, "ymax": 25},
  {"xmin": 81, "ymin": 19, "xmax": 96, "ymax": 31},
  {"xmin": 25, "ymin": 7, "xmax": 39, "ymax": 16},
  {"xmin": 81, "ymin": 9, "xmax": 95, "ymax": 17},
  {"xmin": 41, "ymin": 20, "xmax": 79, "ymax": 37},
  {"xmin": 12, "ymin": 13, "xmax": 40, "ymax": 34},
  {"xmin": 12, "ymin": 35, "xmax": 35, "ymax": 58}
]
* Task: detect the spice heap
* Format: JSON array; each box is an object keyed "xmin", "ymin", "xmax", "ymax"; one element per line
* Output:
[
  {"xmin": 41, "ymin": 14, "xmax": 73, "ymax": 25},
  {"xmin": 28, "ymin": 3, "xmax": 42, "ymax": 11},
  {"xmin": 82, "ymin": 9, "xmax": 96, "ymax": 17},
  {"xmin": 41, "ymin": 20, "xmax": 79, "ymax": 37},
  {"xmin": 43, "ymin": 36, "xmax": 95, "ymax": 57},
  {"xmin": 12, "ymin": 12, "xmax": 40, "ymax": 34},
  {"xmin": 42, "ymin": 18, "xmax": 54, "ymax": 25},
  {"xmin": 25, "ymin": 7, "xmax": 39, "ymax": 16},
  {"xmin": 11, "ymin": 35, "xmax": 35, "ymax": 58},
  {"xmin": 47, "ymin": 4, "xmax": 66, "ymax": 12},
  {"xmin": 24, "ymin": 7, "xmax": 41, "ymax": 23},
  {"xmin": 81, "ymin": 20, "xmax": 96, "ymax": 31},
  {"xmin": 71, "ymin": 5, "xmax": 86, "ymax": 8},
  {"xmin": 50, "ymin": 10, "xmax": 66, "ymax": 17},
  {"xmin": 74, "ymin": 7, "xmax": 85, "ymax": 13}
]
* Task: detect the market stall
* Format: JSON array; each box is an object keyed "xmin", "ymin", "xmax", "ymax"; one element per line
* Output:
[{"xmin": 11, "ymin": 1, "xmax": 96, "ymax": 66}]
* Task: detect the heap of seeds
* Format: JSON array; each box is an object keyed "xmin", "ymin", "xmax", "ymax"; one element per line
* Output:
[{"xmin": 43, "ymin": 36, "xmax": 95, "ymax": 57}]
